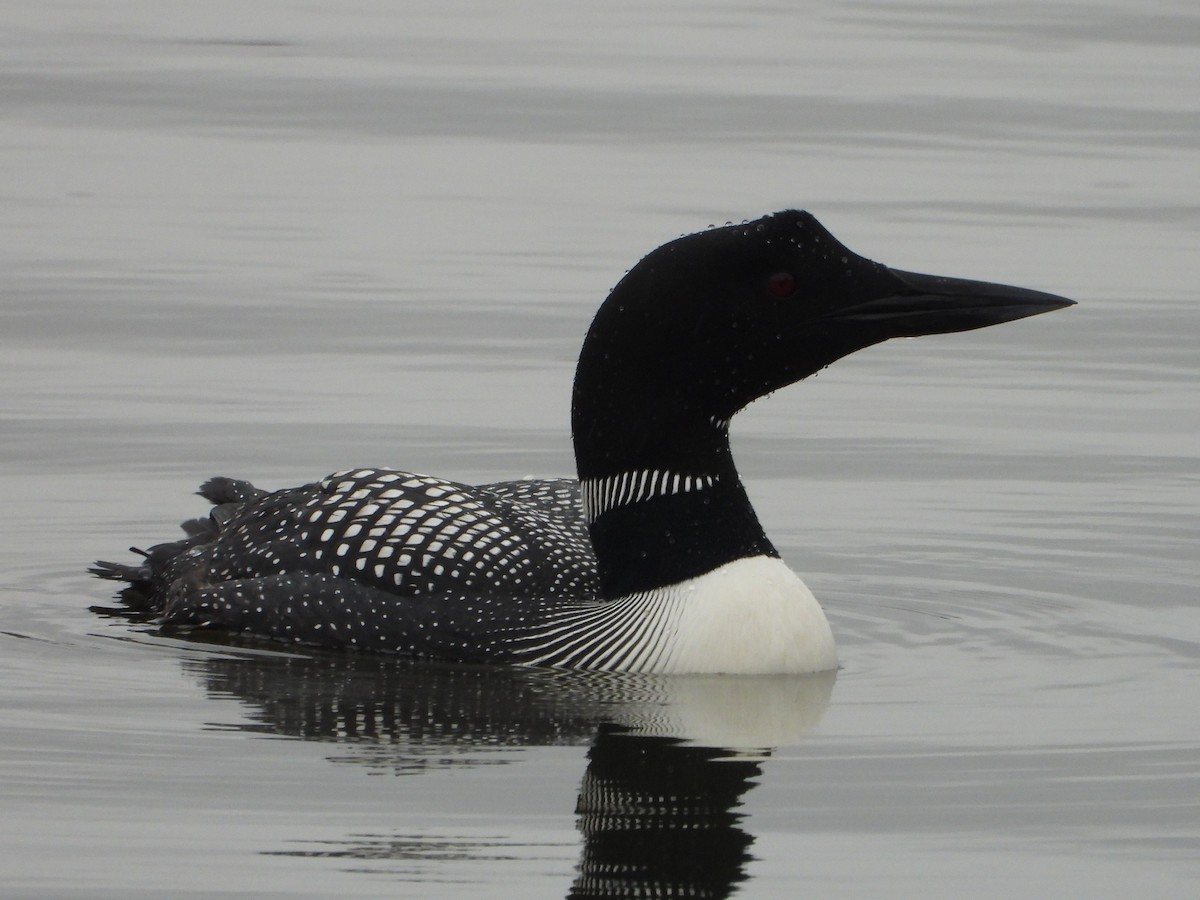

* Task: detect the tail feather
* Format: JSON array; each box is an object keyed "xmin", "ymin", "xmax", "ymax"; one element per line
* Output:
[
  {"xmin": 198, "ymin": 477, "xmax": 267, "ymax": 506},
  {"xmin": 179, "ymin": 516, "xmax": 217, "ymax": 538},
  {"xmin": 89, "ymin": 559, "xmax": 150, "ymax": 583},
  {"xmin": 92, "ymin": 474, "xmax": 264, "ymax": 615}
]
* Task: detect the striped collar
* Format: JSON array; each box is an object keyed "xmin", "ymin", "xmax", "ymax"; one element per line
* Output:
[{"xmin": 580, "ymin": 469, "xmax": 722, "ymax": 523}]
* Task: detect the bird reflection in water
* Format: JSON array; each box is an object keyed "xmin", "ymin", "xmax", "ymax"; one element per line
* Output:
[
  {"xmin": 182, "ymin": 647, "xmax": 834, "ymax": 897},
  {"xmin": 571, "ymin": 726, "xmax": 760, "ymax": 897}
]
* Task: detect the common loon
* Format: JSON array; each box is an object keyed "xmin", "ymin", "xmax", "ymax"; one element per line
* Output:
[{"xmin": 92, "ymin": 210, "xmax": 1073, "ymax": 674}]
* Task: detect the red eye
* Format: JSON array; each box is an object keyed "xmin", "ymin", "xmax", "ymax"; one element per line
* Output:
[{"xmin": 766, "ymin": 271, "xmax": 796, "ymax": 298}]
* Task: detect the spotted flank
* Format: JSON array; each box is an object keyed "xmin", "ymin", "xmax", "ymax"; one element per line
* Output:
[
  {"xmin": 92, "ymin": 209, "xmax": 1073, "ymax": 672},
  {"xmin": 95, "ymin": 468, "xmax": 594, "ymax": 655},
  {"xmin": 154, "ymin": 551, "xmax": 834, "ymax": 674},
  {"xmin": 281, "ymin": 468, "xmax": 594, "ymax": 598}
]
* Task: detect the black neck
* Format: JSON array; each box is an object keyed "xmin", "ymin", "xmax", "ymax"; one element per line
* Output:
[
  {"xmin": 585, "ymin": 474, "xmax": 778, "ymax": 597},
  {"xmin": 570, "ymin": 263, "xmax": 781, "ymax": 597},
  {"xmin": 573, "ymin": 414, "xmax": 777, "ymax": 597}
]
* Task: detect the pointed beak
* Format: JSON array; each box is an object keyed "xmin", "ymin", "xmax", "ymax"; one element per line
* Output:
[{"xmin": 833, "ymin": 268, "xmax": 1075, "ymax": 337}]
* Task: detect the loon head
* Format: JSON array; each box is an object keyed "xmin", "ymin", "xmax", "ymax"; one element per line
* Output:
[{"xmin": 572, "ymin": 210, "xmax": 1073, "ymax": 477}]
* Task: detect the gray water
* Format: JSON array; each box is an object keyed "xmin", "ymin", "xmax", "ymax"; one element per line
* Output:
[{"xmin": 2, "ymin": 1, "xmax": 1198, "ymax": 897}]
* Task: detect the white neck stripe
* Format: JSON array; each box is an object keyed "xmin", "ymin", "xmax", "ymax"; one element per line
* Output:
[{"xmin": 580, "ymin": 469, "xmax": 721, "ymax": 523}]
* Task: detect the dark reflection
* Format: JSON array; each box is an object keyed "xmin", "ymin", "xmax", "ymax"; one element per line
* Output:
[
  {"xmin": 570, "ymin": 725, "xmax": 760, "ymax": 898},
  {"xmin": 176, "ymin": 645, "xmax": 834, "ymax": 896}
]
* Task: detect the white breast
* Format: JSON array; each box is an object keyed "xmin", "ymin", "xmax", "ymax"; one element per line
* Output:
[
  {"xmin": 646, "ymin": 556, "xmax": 838, "ymax": 675},
  {"xmin": 519, "ymin": 555, "xmax": 838, "ymax": 674}
]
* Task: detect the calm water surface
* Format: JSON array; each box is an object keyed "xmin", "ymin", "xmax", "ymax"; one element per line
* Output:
[{"xmin": 2, "ymin": 1, "xmax": 1198, "ymax": 897}]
